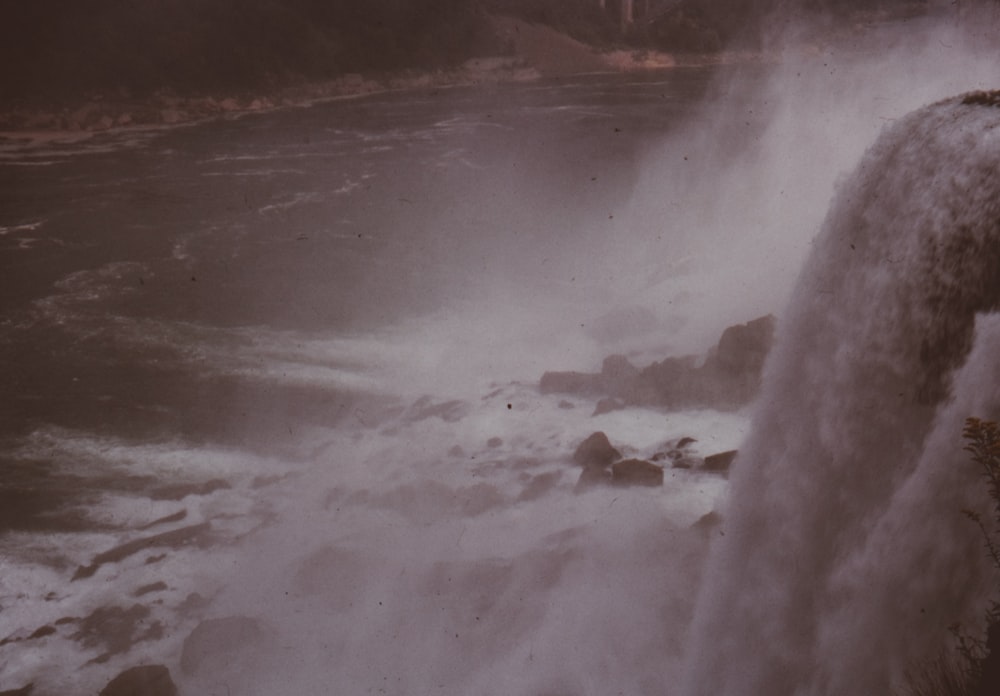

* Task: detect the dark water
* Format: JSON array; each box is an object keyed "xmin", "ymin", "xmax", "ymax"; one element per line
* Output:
[
  {"xmin": 0, "ymin": 69, "xmax": 720, "ymax": 524},
  {"xmin": 1, "ymin": 69, "xmax": 760, "ymax": 696},
  {"xmin": 0, "ymin": 70, "xmax": 720, "ymax": 446}
]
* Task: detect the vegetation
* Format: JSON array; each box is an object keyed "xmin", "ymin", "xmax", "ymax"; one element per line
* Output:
[
  {"xmin": 0, "ymin": 0, "xmax": 951, "ymax": 108},
  {"xmin": 0, "ymin": 0, "xmax": 790, "ymax": 104},
  {"xmin": 903, "ymin": 418, "xmax": 1000, "ymax": 696},
  {"xmin": 0, "ymin": 0, "xmax": 500, "ymax": 102}
]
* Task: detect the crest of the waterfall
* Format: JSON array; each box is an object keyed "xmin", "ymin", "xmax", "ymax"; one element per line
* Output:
[{"xmin": 682, "ymin": 93, "xmax": 1000, "ymax": 696}]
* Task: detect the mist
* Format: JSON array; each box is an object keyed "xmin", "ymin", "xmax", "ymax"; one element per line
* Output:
[{"xmin": 4, "ymin": 2, "xmax": 1000, "ymax": 695}]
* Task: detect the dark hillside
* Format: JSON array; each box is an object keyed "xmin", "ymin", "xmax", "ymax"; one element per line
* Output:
[{"xmin": 0, "ymin": 0, "xmax": 499, "ymax": 102}]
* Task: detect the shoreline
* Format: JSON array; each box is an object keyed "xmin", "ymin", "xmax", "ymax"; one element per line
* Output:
[{"xmin": 0, "ymin": 30, "xmax": 748, "ymax": 151}]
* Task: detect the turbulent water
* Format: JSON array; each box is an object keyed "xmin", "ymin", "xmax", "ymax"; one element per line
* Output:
[
  {"xmin": 0, "ymin": 70, "xmax": 756, "ymax": 696},
  {"xmin": 3, "ymin": 20, "xmax": 1000, "ymax": 696},
  {"xmin": 683, "ymin": 93, "xmax": 1000, "ymax": 695}
]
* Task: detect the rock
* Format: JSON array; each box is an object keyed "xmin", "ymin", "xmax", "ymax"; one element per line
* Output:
[
  {"xmin": 572, "ymin": 432, "xmax": 621, "ymax": 469},
  {"xmin": 517, "ymin": 471, "xmax": 562, "ymax": 501},
  {"xmin": 448, "ymin": 444, "xmax": 465, "ymax": 457},
  {"xmin": 71, "ymin": 604, "xmax": 158, "ymax": 657},
  {"xmin": 219, "ymin": 97, "xmax": 240, "ymax": 111},
  {"xmin": 99, "ymin": 665, "xmax": 177, "ymax": 696},
  {"xmin": 592, "ymin": 397, "xmax": 624, "ymax": 416},
  {"xmin": 575, "ymin": 466, "xmax": 612, "ymax": 491},
  {"xmin": 710, "ymin": 314, "xmax": 776, "ymax": 376},
  {"xmin": 0, "ymin": 685, "xmax": 34, "ymax": 696},
  {"xmin": 542, "ymin": 314, "xmax": 776, "ymax": 410},
  {"xmin": 134, "ymin": 581, "xmax": 168, "ymax": 597},
  {"xmin": 486, "ymin": 436, "xmax": 503, "ymax": 448},
  {"xmin": 703, "ymin": 450, "xmax": 738, "ymax": 473},
  {"xmin": 611, "ymin": 459, "xmax": 664, "ymax": 487},
  {"xmin": 72, "ymin": 522, "xmax": 211, "ymax": 580},
  {"xmin": 558, "ymin": 400, "xmax": 575, "ymax": 409},
  {"xmin": 676, "ymin": 436, "xmax": 697, "ymax": 448},
  {"xmin": 180, "ymin": 616, "xmax": 266, "ymax": 675},
  {"xmin": 692, "ymin": 510, "xmax": 723, "ymax": 535},
  {"xmin": 631, "ymin": 355, "xmax": 702, "ymax": 407},
  {"xmin": 28, "ymin": 625, "xmax": 55, "ymax": 639},
  {"xmin": 600, "ymin": 354, "xmax": 639, "ymax": 392},
  {"xmin": 116, "ymin": 113, "xmax": 133, "ymax": 126}
]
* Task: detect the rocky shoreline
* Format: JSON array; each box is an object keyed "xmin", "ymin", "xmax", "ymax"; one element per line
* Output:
[
  {"xmin": 0, "ymin": 13, "xmax": 734, "ymax": 147},
  {"xmin": 0, "ymin": 59, "xmax": 534, "ymax": 145}
]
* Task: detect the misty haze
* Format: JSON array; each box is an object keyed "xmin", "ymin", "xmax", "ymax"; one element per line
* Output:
[{"xmin": 3, "ymin": 2, "xmax": 1000, "ymax": 695}]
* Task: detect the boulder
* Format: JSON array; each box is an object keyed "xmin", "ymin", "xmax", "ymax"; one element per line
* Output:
[
  {"xmin": 540, "ymin": 370, "xmax": 602, "ymax": 395},
  {"xmin": 611, "ymin": 459, "xmax": 664, "ymax": 487},
  {"xmin": 572, "ymin": 432, "xmax": 621, "ymax": 469},
  {"xmin": 692, "ymin": 510, "xmax": 723, "ymax": 535},
  {"xmin": 600, "ymin": 354, "xmax": 639, "ymax": 393},
  {"xmin": 703, "ymin": 450, "xmax": 738, "ymax": 473},
  {"xmin": 575, "ymin": 466, "xmax": 612, "ymax": 491},
  {"xmin": 592, "ymin": 397, "xmax": 624, "ymax": 416},
  {"xmin": 709, "ymin": 314, "xmax": 776, "ymax": 376},
  {"xmin": 99, "ymin": 665, "xmax": 176, "ymax": 696}
]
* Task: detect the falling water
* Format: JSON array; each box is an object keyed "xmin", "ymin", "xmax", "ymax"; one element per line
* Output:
[{"xmin": 683, "ymin": 92, "xmax": 1000, "ymax": 695}]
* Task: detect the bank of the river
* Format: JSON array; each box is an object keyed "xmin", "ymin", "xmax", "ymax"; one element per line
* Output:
[{"xmin": 0, "ymin": 15, "xmax": 746, "ymax": 148}]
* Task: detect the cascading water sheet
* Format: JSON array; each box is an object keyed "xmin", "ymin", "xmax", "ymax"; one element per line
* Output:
[{"xmin": 683, "ymin": 92, "xmax": 1000, "ymax": 696}]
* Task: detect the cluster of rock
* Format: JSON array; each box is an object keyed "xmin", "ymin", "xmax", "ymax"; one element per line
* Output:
[
  {"xmin": 571, "ymin": 431, "xmax": 736, "ymax": 491},
  {"xmin": 541, "ymin": 314, "xmax": 777, "ymax": 413}
]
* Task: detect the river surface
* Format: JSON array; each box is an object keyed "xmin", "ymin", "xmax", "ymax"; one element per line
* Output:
[{"xmin": 0, "ymin": 69, "xmax": 768, "ymax": 695}]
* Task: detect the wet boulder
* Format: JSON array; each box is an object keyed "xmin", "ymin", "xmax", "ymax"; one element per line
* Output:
[
  {"xmin": 540, "ymin": 370, "xmax": 602, "ymax": 395},
  {"xmin": 600, "ymin": 354, "xmax": 639, "ymax": 394},
  {"xmin": 703, "ymin": 450, "xmax": 738, "ymax": 473},
  {"xmin": 572, "ymin": 432, "xmax": 621, "ymax": 469},
  {"xmin": 574, "ymin": 466, "xmax": 613, "ymax": 491},
  {"xmin": 611, "ymin": 459, "xmax": 664, "ymax": 487},
  {"xmin": 99, "ymin": 665, "xmax": 176, "ymax": 696},
  {"xmin": 710, "ymin": 314, "xmax": 776, "ymax": 376},
  {"xmin": 592, "ymin": 397, "xmax": 624, "ymax": 416}
]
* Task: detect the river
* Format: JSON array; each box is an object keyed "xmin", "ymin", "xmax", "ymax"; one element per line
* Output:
[{"xmin": 0, "ymin": 68, "xmax": 756, "ymax": 695}]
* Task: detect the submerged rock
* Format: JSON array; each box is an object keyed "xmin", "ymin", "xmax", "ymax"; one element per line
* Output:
[
  {"xmin": 575, "ymin": 466, "xmax": 613, "ymax": 491},
  {"xmin": 572, "ymin": 432, "xmax": 621, "ymax": 469},
  {"xmin": 592, "ymin": 397, "xmax": 624, "ymax": 416},
  {"xmin": 0, "ymin": 685, "xmax": 33, "ymax": 696},
  {"xmin": 703, "ymin": 450, "xmax": 738, "ymax": 473},
  {"xmin": 99, "ymin": 665, "xmax": 177, "ymax": 696},
  {"xmin": 611, "ymin": 459, "xmax": 664, "ymax": 487},
  {"xmin": 540, "ymin": 370, "xmax": 602, "ymax": 395}
]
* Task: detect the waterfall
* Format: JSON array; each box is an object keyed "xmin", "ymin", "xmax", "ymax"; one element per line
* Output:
[{"xmin": 682, "ymin": 92, "xmax": 1000, "ymax": 696}]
